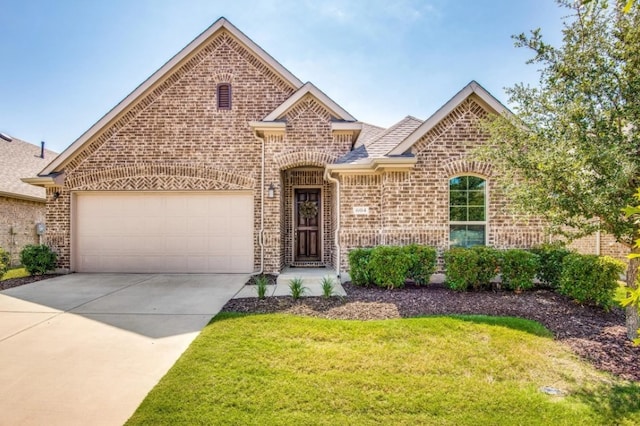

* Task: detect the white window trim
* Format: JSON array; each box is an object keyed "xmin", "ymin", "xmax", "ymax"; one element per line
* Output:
[{"xmin": 448, "ymin": 174, "xmax": 489, "ymax": 248}]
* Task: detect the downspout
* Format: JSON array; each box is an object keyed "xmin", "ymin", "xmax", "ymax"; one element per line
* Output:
[
  {"xmin": 324, "ymin": 168, "xmax": 341, "ymax": 279},
  {"xmin": 253, "ymin": 131, "xmax": 266, "ymax": 275},
  {"xmin": 595, "ymin": 230, "xmax": 601, "ymax": 256}
]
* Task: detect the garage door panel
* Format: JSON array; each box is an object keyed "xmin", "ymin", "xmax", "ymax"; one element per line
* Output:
[{"xmin": 74, "ymin": 193, "xmax": 254, "ymax": 273}]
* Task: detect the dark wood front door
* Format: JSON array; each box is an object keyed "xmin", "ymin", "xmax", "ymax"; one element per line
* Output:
[{"xmin": 295, "ymin": 188, "xmax": 321, "ymax": 261}]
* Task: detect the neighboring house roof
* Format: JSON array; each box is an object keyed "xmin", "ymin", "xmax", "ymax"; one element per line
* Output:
[
  {"xmin": 388, "ymin": 80, "xmax": 509, "ymax": 156},
  {"xmin": 0, "ymin": 135, "xmax": 57, "ymax": 202},
  {"xmin": 39, "ymin": 17, "xmax": 306, "ymax": 177}
]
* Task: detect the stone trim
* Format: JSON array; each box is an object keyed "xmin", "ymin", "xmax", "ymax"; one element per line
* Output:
[
  {"xmin": 274, "ymin": 150, "xmax": 339, "ymax": 170},
  {"xmin": 66, "ymin": 164, "xmax": 254, "ymax": 191},
  {"xmin": 440, "ymin": 157, "xmax": 492, "ymax": 178}
]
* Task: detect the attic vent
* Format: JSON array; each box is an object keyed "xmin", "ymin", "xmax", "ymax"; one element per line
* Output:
[
  {"xmin": 217, "ymin": 83, "xmax": 232, "ymax": 110},
  {"xmin": 0, "ymin": 132, "xmax": 12, "ymax": 142}
]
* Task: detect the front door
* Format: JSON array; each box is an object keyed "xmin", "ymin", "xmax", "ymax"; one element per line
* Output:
[{"xmin": 295, "ymin": 188, "xmax": 321, "ymax": 261}]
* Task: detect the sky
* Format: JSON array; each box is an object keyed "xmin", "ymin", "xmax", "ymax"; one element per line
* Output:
[{"xmin": 0, "ymin": 0, "xmax": 569, "ymax": 154}]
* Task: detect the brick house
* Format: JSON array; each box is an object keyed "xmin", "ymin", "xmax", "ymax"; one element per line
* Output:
[
  {"xmin": 0, "ymin": 134, "xmax": 57, "ymax": 265},
  {"xmin": 26, "ymin": 18, "xmax": 613, "ymax": 276}
]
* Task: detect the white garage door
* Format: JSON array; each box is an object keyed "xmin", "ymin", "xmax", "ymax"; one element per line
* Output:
[{"xmin": 73, "ymin": 192, "xmax": 254, "ymax": 273}]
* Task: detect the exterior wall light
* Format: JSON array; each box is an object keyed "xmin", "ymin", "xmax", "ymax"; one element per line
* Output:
[{"xmin": 268, "ymin": 183, "xmax": 275, "ymax": 198}]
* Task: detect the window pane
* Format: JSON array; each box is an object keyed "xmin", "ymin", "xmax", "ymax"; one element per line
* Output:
[
  {"xmin": 449, "ymin": 225, "xmax": 486, "ymax": 248},
  {"xmin": 467, "ymin": 190, "xmax": 485, "ymax": 206},
  {"xmin": 467, "ymin": 176, "xmax": 486, "ymax": 190},
  {"xmin": 449, "ymin": 177, "xmax": 465, "ymax": 191},
  {"xmin": 467, "ymin": 225, "xmax": 486, "ymax": 246},
  {"xmin": 468, "ymin": 207, "xmax": 485, "ymax": 221},
  {"xmin": 449, "ymin": 225, "xmax": 467, "ymax": 248},
  {"xmin": 449, "ymin": 190, "xmax": 467, "ymax": 206},
  {"xmin": 450, "ymin": 207, "xmax": 467, "ymax": 221}
]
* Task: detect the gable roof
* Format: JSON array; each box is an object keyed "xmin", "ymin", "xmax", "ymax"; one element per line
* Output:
[
  {"xmin": 39, "ymin": 17, "xmax": 304, "ymax": 176},
  {"xmin": 387, "ymin": 81, "xmax": 509, "ymax": 156},
  {"xmin": 353, "ymin": 122, "xmax": 386, "ymax": 148},
  {"xmin": 0, "ymin": 135, "xmax": 57, "ymax": 201},
  {"xmin": 262, "ymin": 82, "xmax": 356, "ymax": 122}
]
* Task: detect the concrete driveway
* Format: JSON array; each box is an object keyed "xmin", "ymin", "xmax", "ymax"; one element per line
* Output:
[{"xmin": 0, "ymin": 273, "xmax": 248, "ymax": 426}]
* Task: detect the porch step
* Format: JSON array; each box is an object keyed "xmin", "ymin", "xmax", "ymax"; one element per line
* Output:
[{"xmin": 275, "ymin": 267, "xmax": 346, "ymax": 297}]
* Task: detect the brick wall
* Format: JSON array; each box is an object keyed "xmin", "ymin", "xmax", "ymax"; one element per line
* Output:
[
  {"xmin": 339, "ymin": 97, "xmax": 547, "ymax": 271},
  {"xmin": 0, "ymin": 196, "xmax": 45, "ymax": 266}
]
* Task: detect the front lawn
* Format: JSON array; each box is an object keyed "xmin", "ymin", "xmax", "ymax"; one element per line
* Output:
[{"xmin": 127, "ymin": 313, "xmax": 640, "ymax": 425}]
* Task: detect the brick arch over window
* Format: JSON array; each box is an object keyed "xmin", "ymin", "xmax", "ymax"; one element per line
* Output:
[
  {"xmin": 440, "ymin": 157, "xmax": 492, "ymax": 178},
  {"xmin": 66, "ymin": 164, "xmax": 255, "ymax": 191},
  {"xmin": 273, "ymin": 150, "xmax": 339, "ymax": 170}
]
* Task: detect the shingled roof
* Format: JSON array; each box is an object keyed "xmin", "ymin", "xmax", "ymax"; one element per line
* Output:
[{"xmin": 0, "ymin": 135, "xmax": 57, "ymax": 202}]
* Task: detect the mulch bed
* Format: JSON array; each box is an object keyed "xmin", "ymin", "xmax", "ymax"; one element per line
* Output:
[
  {"xmin": 223, "ymin": 281, "xmax": 640, "ymax": 382},
  {"xmin": 3, "ymin": 274, "xmax": 638, "ymax": 381},
  {"xmin": 0, "ymin": 275, "xmax": 58, "ymax": 291}
]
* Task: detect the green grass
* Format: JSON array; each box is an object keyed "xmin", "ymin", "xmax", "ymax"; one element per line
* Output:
[
  {"xmin": 127, "ymin": 314, "xmax": 640, "ymax": 425},
  {"xmin": 0, "ymin": 267, "xmax": 29, "ymax": 281}
]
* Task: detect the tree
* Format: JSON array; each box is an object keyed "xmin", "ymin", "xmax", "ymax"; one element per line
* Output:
[{"xmin": 478, "ymin": 0, "xmax": 640, "ymax": 339}]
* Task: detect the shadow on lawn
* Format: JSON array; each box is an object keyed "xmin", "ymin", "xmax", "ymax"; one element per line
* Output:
[{"xmin": 572, "ymin": 382, "xmax": 640, "ymax": 422}]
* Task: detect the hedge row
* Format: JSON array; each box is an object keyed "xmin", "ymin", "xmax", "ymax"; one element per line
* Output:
[
  {"xmin": 348, "ymin": 243, "xmax": 625, "ymax": 310},
  {"xmin": 347, "ymin": 244, "xmax": 437, "ymax": 289}
]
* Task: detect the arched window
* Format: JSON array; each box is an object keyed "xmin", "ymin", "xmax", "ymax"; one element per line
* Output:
[
  {"xmin": 449, "ymin": 175, "xmax": 486, "ymax": 248},
  {"xmin": 217, "ymin": 83, "xmax": 231, "ymax": 110}
]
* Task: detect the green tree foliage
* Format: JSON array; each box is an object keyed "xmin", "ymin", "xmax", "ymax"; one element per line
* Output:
[{"xmin": 478, "ymin": 0, "xmax": 640, "ymax": 339}]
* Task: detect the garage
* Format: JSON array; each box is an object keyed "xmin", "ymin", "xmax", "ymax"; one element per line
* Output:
[{"xmin": 73, "ymin": 192, "xmax": 254, "ymax": 273}]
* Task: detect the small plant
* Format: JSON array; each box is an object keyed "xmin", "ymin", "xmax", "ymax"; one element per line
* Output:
[
  {"xmin": 369, "ymin": 246, "xmax": 411, "ymax": 289},
  {"xmin": 500, "ymin": 249, "xmax": 540, "ymax": 292},
  {"xmin": 255, "ymin": 275, "xmax": 269, "ymax": 300},
  {"xmin": 530, "ymin": 243, "xmax": 572, "ymax": 288},
  {"xmin": 0, "ymin": 246, "xmax": 10, "ymax": 277},
  {"xmin": 20, "ymin": 244, "xmax": 57, "ymax": 276},
  {"xmin": 321, "ymin": 276, "xmax": 335, "ymax": 299},
  {"xmin": 348, "ymin": 248, "xmax": 374, "ymax": 286},
  {"xmin": 289, "ymin": 277, "xmax": 308, "ymax": 300},
  {"xmin": 444, "ymin": 248, "xmax": 480, "ymax": 291},
  {"xmin": 559, "ymin": 254, "xmax": 625, "ymax": 310},
  {"xmin": 471, "ymin": 246, "xmax": 500, "ymax": 290},
  {"xmin": 404, "ymin": 244, "xmax": 437, "ymax": 285}
]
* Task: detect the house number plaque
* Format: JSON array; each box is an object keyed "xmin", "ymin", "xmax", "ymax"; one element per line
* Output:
[{"xmin": 353, "ymin": 206, "xmax": 369, "ymax": 215}]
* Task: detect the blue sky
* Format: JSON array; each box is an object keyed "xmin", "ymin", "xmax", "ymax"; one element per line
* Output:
[{"xmin": 0, "ymin": 0, "xmax": 568, "ymax": 153}]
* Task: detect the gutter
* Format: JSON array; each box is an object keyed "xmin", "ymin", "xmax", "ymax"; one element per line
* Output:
[
  {"xmin": 252, "ymin": 131, "xmax": 266, "ymax": 275},
  {"xmin": 324, "ymin": 167, "xmax": 341, "ymax": 278}
]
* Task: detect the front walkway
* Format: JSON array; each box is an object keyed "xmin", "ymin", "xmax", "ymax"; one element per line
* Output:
[{"xmin": 234, "ymin": 267, "xmax": 347, "ymax": 298}]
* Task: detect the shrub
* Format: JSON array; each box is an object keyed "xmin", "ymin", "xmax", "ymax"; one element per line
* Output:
[
  {"xmin": 559, "ymin": 254, "xmax": 625, "ymax": 310},
  {"xmin": 0, "ymin": 247, "xmax": 10, "ymax": 277},
  {"xmin": 444, "ymin": 248, "xmax": 481, "ymax": 291},
  {"xmin": 20, "ymin": 244, "xmax": 57, "ymax": 275},
  {"xmin": 404, "ymin": 244, "xmax": 437, "ymax": 285},
  {"xmin": 471, "ymin": 246, "xmax": 501, "ymax": 289},
  {"xmin": 500, "ymin": 249, "xmax": 540, "ymax": 292},
  {"xmin": 369, "ymin": 246, "xmax": 411, "ymax": 289},
  {"xmin": 530, "ymin": 243, "xmax": 572, "ymax": 288},
  {"xmin": 347, "ymin": 248, "xmax": 374, "ymax": 286}
]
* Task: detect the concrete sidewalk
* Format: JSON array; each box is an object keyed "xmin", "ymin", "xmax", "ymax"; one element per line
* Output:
[
  {"xmin": 0, "ymin": 273, "xmax": 247, "ymax": 426},
  {"xmin": 233, "ymin": 268, "xmax": 346, "ymax": 299}
]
